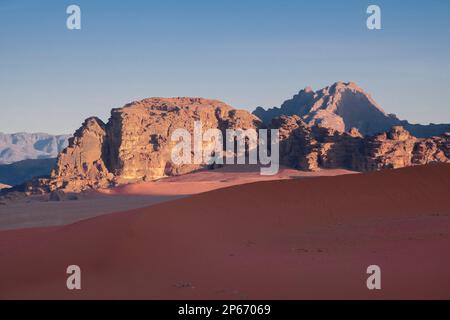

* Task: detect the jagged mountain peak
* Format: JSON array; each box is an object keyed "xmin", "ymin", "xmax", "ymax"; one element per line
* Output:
[
  {"xmin": 253, "ymin": 81, "xmax": 393, "ymax": 134},
  {"xmin": 253, "ymin": 81, "xmax": 449, "ymax": 137}
]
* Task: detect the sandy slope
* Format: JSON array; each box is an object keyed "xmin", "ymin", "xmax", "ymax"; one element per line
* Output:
[
  {"xmin": 0, "ymin": 166, "xmax": 354, "ymax": 230},
  {"xmin": 102, "ymin": 165, "xmax": 355, "ymax": 196},
  {"xmin": 0, "ymin": 164, "xmax": 449, "ymax": 299},
  {"xmin": 0, "ymin": 193, "xmax": 181, "ymax": 231}
]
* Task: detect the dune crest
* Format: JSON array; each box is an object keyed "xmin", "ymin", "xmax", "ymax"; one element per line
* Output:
[{"xmin": 253, "ymin": 81, "xmax": 450, "ymax": 137}]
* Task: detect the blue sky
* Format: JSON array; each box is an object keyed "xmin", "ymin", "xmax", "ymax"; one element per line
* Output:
[{"xmin": 1, "ymin": 0, "xmax": 449, "ymax": 134}]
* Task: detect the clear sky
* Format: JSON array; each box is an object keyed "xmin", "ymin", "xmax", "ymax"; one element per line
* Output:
[{"xmin": 1, "ymin": 0, "xmax": 449, "ymax": 134}]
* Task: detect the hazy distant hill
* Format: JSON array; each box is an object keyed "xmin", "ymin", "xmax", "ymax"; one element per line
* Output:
[
  {"xmin": 253, "ymin": 81, "xmax": 450, "ymax": 137},
  {"xmin": 0, "ymin": 133, "xmax": 69, "ymax": 165},
  {"xmin": 0, "ymin": 158, "xmax": 56, "ymax": 186}
]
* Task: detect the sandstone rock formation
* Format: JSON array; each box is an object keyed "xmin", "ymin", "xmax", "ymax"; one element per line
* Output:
[
  {"xmin": 20, "ymin": 96, "xmax": 449, "ymax": 194},
  {"xmin": 271, "ymin": 116, "xmax": 450, "ymax": 172},
  {"xmin": 254, "ymin": 82, "xmax": 450, "ymax": 138},
  {"xmin": 273, "ymin": 115, "xmax": 320, "ymax": 171},
  {"xmin": 50, "ymin": 117, "xmax": 112, "ymax": 191},
  {"xmin": 0, "ymin": 133, "xmax": 69, "ymax": 165},
  {"xmin": 272, "ymin": 115, "xmax": 365, "ymax": 171},
  {"xmin": 362, "ymin": 126, "xmax": 417, "ymax": 171},
  {"xmin": 46, "ymin": 98, "xmax": 260, "ymax": 192}
]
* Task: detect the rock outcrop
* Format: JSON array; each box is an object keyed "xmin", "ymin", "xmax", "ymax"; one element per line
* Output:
[
  {"xmin": 271, "ymin": 116, "xmax": 450, "ymax": 171},
  {"xmin": 412, "ymin": 133, "xmax": 450, "ymax": 165},
  {"xmin": 254, "ymin": 82, "xmax": 450, "ymax": 138},
  {"xmin": 272, "ymin": 115, "xmax": 365, "ymax": 171},
  {"xmin": 273, "ymin": 115, "xmax": 320, "ymax": 171},
  {"xmin": 46, "ymin": 98, "xmax": 260, "ymax": 192},
  {"xmin": 50, "ymin": 117, "xmax": 112, "ymax": 191},
  {"xmin": 361, "ymin": 126, "xmax": 417, "ymax": 171},
  {"xmin": 21, "ymin": 97, "xmax": 449, "ymax": 194}
]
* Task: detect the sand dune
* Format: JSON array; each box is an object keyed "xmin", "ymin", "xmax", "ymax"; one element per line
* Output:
[
  {"xmin": 0, "ymin": 166, "xmax": 354, "ymax": 230},
  {"xmin": 0, "ymin": 164, "xmax": 449, "ymax": 299},
  {"xmin": 102, "ymin": 165, "xmax": 355, "ymax": 196}
]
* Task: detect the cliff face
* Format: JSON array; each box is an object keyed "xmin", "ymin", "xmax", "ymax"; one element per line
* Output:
[
  {"xmin": 273, "ymin": 115, "xmax": 320, "ymax": 171},
  {"xmin": 50, "ymin": 117, "xmax": 111, "ymax": 191},
  {"xmin": 48, "ymin": 98, "xmax": 260, "ymax": 192},
  {"xmin": 23, "ymin": 97, "xmax": 449, "ymax": 194},
  {"xmin": 254, "ymin": 82, "xmax": 450, "ymax": 138},
  {"xmin": 271, "ymin": 116, "xmax": 450, "ymax": 172}
]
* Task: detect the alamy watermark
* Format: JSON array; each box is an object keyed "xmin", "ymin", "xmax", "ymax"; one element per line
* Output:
[
  {"xmin": 66, "ymin": 4, "xmax": 382, "ymax": 31},
  {"xmin": 66, "ymin": 264, "xmax": 81, "ymax": 290},
  {"xmin": 64, "ymin": 264, "xmax": 381, "ymax": 292},
  {"xmin": 366, "ymin": 265, "xmax": 381, "ymax": 290},
  {"xmin": 170, "ymin": 121, "xmax": 280, "ymax": 176},
  {"xmin": 66, "ymin": 4, "xmax": 81, "ymax": 30},
  {"xmin": 367, "ymin": 5, "xmax": 381, "ymax": 30}
]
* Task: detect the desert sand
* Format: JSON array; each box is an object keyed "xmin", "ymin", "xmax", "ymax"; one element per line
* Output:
[
  {"xmin": 0, "ymin": 166, "xmax": 354, "ymax": 230},
  {"xmin": 0, "ymin": 164, "xmax": 449, "ymax": 299},
  {"xmin": 102, "ymin": 165, "xmax": 355, "ymax": 196}
]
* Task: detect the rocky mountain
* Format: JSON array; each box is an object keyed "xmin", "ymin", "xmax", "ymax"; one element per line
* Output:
[
  {"xmin": 272, "ymin": 115, "xmax": 450, "ymax": 172},
  {"xmin": 0, "ymin": 133, "xmax": 69, "ymax": 165},
  {"xmin": 31, "ymin": 97, "xmax": 260, "ymax": 192},
  {"xmin": 17, "ymin": 96, "xmax": 449, "ymax": 195},
  {"xmin": 253, "ymin": 82, "xmax": 450, "ymax": 138},
  {"xmin": 0, "ymin": 158, "xmax": 56, "ymax": 186}
]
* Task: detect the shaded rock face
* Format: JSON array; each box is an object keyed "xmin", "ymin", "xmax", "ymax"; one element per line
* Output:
[
  {"xmin": 412, "ymin": 133, "xmax": 450, "ymax": 165},
  {"xmin": 361, "ymin": 129, "xmax": 448, "ymax": 171},
  {"xmin": 254, "ymin": 82, "xmax": 450, "ymax": 138},
  {"xmin": 272, "ymin": 115, "xmax": 365, "ymax": 171},
  {"xmin": 362, "ymin": 126, "xmax": 417, "ymax": 171},
  {"xmin": 272, "ymin": 115, "xmax": 319, "ymax": 171},
  {"xmin": 49, "ymin": 190, "xmax": 79, "ymax": 201},
  {"xmin": 271, "ymin": 116, "xmax": 450, "ymax": 172},
  {"xmin": 49, "ymin": 98, "xmax": 260, "ymax": 192}
]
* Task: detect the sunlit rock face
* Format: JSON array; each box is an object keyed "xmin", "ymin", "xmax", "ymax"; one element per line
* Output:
[
  {"xmin": 48, "ymin": 97, "xmax": 260, "ymax": 192},
  {"xmin": 254, "ymin": 81, "xmax": 450, "ymax": 138},
  {"xmin": 270, "ymin": 117, "xmax": 450, "ymax": 172},
  {"xmin": 28, "ymin": 96, "xmax": 450, "ymax": 194}
]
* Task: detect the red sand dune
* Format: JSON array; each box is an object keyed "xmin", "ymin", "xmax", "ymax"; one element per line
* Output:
[
  {"xmin": 0, "ymin": 164, "xmax": 449, "ymax": 299},
  {"xmin": 0, "ymin": 166, "xmax": 354, "ymax": 231},
  {"xmin": 100, "ymin": 165, "xmax": 355, "ymax": 196}
]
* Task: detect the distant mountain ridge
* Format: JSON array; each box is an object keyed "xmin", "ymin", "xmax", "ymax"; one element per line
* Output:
[
  {"xmin": 0, "ymin": 133, "xmax": 70, "ymax": 165},
  {"xmin": 0, "ymin": 158, "xmax": 57, "ymax": 186},
  {"xmin": 253, "ymin": 81, "xmax": 450, "ymax": 137}
]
